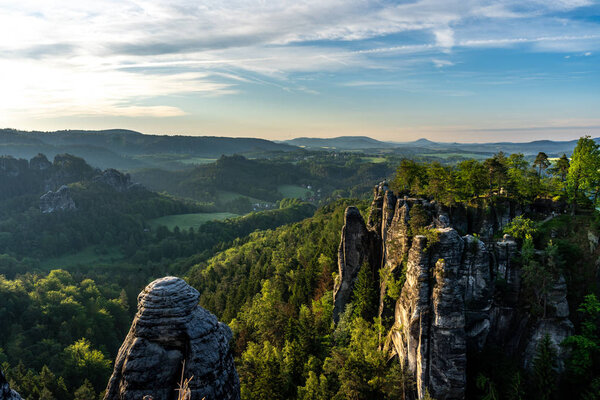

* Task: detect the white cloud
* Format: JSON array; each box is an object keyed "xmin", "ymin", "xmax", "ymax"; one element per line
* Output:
[
  {"xmin": 0, "ymin": 58, "xmax": 234, "ymax": 118},
  {"xmin": 434, "ymin": 28, "xmax": 456, "ymax": 48},
  {"xmin": 432, "ymin": 59, "xmax": 455, "ymax": 68},
  {"xmin": 0, "ymin": 0, "xmax": 598, "ymax": 120}
]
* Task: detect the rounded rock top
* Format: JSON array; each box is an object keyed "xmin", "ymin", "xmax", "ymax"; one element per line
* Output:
[
  {"xmin": 344, "ymin": 206, "xmax": 362, "ymax": 218},
  {"xmin": 137, "ymin": 276, "xmax": 200, "ymax": 318}
]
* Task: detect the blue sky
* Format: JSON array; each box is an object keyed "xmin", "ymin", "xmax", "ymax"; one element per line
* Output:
[{"xmin": 0, "ymin": 0, "xmax": 599, "ymax": 142}]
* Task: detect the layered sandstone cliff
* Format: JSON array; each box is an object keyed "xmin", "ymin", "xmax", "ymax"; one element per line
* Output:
[{"xmin": 334, "ymin": 184, "xmax": 573, "ymax": 400}]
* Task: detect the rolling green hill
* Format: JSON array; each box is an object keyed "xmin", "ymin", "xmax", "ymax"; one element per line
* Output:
[{"xmin": 0, "ymin": 129, "xmax": 298, "ymax": 170}]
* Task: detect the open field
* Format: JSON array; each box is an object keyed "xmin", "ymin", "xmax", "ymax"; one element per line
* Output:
[
  {"xmin": 178, "ymin": 157, "xmax": 217, "ymax": 165},
  {"xmin": 360, "ymin": 156, "xmax": 387, "ymax": 163},
  {"xmin": 278, "ymin": 184, "xmax": 312, "ymax": 199},
  {"xmin": 149, "ymin": 212, "xmax": 239, "ymax": 230},
  {"xmin": 216, "ymin": 190, "xmax": 265, "ymax": 203},
  {"xmin": 422, "ymin": 152, "xmax": 489, "ymax": 160},
  {"xmin": 41, "ymin": 245, "xmax": 124, "ymax": 269}
]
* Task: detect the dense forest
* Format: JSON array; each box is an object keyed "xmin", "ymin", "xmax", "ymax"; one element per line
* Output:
[{"xmin": 1, "ymin": 137, "xmax": 600, "ymax": 399}]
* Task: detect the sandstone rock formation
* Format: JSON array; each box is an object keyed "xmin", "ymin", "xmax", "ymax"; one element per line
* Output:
[
  {"xmin": 39, "ymin": 185, "xmax": 76, "ymax": 213},
  {"xmin": 335, "ymin": 184, "xmax": 573, "ymax": 400},
  {"xmin": 390, "ymin": 229, "xmax": 492, "ymax": 399},
  {"xmin": 93, "ymin": 169, "xmax": 140, "ymax": 192},
  {"xmin": 46, "ymin": 154, "xmax": 97, "ymax": 190},
  {"xmin": 29, "ymin": 153, "xmax": 52, "ymax": 170},
  {"xmin": 104, "ymin": 277, "xmax": 240, "ymax": 400},
  {"xmin": 0, "ymin": 370, "xmax": 22, "ymax": 400}
]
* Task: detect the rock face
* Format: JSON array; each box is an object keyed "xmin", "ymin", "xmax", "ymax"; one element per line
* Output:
[
  {"xmin": 333, "ymin": 207, "xmax": 380, "ymax": 322},
  {"xmin": 39, "ymin": 185, "xmax": 76, "ymax": 213},
  {"xmin": 0, "ymin": 370, "xmax": 22, "ymax": 400},
  {"xmin": 522, "ymin": 275, "xmax": 574, "ymax": 371},
  {"xmin": 104, "ymin": 277, "xmax": 240, "ymax": 400},
  {"xmin": 391, "ymin": 229, "xmax": 492, "ymax": 399},
  {"xmin": 335, "ymin": 184, "xmax": 573, "ymax": 400}
]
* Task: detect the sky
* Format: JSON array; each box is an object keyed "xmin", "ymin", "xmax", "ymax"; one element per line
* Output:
[{"xmin": 1, "ymin": 0, "xmax": 599, "ymax": 142}]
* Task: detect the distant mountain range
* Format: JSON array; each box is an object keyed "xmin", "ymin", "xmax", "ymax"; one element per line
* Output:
[{"xmin": 281, "ymin": 135, "xmax": 594, "ymax": 156}]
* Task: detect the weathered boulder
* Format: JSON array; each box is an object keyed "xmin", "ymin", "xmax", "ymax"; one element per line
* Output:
[
  {"xmin": 333, "ymin": 207, "xmax": 380, "ymax": 322},
  {"xmin": 39, "ymin": 185, "xmax": 76, "ymax": 213},
  {"xmin": 104, "ymin": 277, "xmax": 240, "ymax": 400},
  {"xmin": 0, "ymin": 370, "xmax": 22, "ymax": 400}
]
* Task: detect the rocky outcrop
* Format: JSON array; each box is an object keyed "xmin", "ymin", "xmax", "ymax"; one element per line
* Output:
[
  {"xmin": 0, "ymin": 370, "xmax": 22, "ymax": 400},
  {"xmin": 0, "ymin": 156, "xmax": 27, "ymax": 177},
  {"xmin": 46, "ymin": 154, "xmax": 97, "ymax": 190},
  {"xmin": 39, "ymin": 185, "xmax": 76, "ymax": 213},
  {"xmin": 337, "ymin": 183, "xmax": 573, "ymax": 400},
  {"xmin": 104, "ymin": 277, "xmax": 240, "ymax": 400},
  {"xmin": 333, "ymin": 207, "xmax": 380, "ymax": 322},
  {"xmin": 93, "ymin": 169, "xmax": 140, "ymax": 192},
  {"xmin": 29, "ymin": 153, "xmax": 51, "ymax": 170}
]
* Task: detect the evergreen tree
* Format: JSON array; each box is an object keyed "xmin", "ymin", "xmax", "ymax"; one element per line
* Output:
[
  {"xmin": 552, "ymin": 154, "xmax": 570, "ymax": 182},
  {"xmin": 352, "ymin": 262, "xmax": 378, "ymax": 321},
  {"xmin": 534, "ymin": 152, "xmax": 551, "ymax": 176},
  {"xmin": 532, "ymin": 334, "xmax": 558, "ymax": 400},
  {"xmin": 507, "ymin": 371, "xmax": 524, "ymax": 400},
  {"xmin": 74, "ymin": 379, "xmax": 96, "ymax": 400},
  {"xmin": 484, "ymin": 152, "xmax": 509, "ymax": 194},
  {"xmin": 476, "ymin": 374, "xmax": 499, "ymax": 400},
  {"xmin": 567, "ymin": 136, "xmax": 600, "ymax": 214},
  {"xmin": 392, "ymin": 159, "xmax": 428, "ymax": 196},
  {"xmin": 563, "ymin": 294, "xmax": 600, "ymax": 397}
]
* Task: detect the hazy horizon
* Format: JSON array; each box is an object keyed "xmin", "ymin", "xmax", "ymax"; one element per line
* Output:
[
  {"xmin": 2, "ymin": 0, "xmax": 599, "ymax": 142},
  {"xmin": 5, "ymin": 127, "xmax": 599, "ymax": 144}
]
